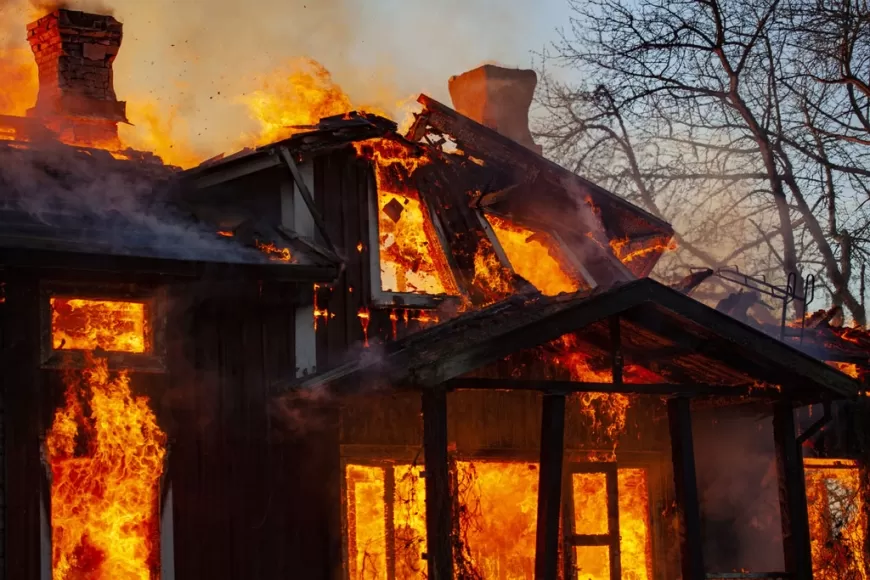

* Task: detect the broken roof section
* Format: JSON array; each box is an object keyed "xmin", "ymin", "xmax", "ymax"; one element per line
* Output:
[
  {"xmin": 278, "ymin": 278, "xmax": 859, "ymax": 403},
  {"xmin": 0, "ymin": 137, "xmax": 340, "ymax": 281}
]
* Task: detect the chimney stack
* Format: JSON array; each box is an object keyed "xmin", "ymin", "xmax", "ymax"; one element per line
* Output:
[
  {"xmin": 448, "ymin": 65, "xmax": 542, "ymax": 155},
  {"xmin": 26, "ymin": 9, "xmax": 127, "ymax": 148}
]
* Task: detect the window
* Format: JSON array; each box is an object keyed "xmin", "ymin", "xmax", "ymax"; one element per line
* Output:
[
  {"xmin": 344, "ymin": 462, "xmax": 428, "ymax": 580},
  {"xmin": 804, "ymin": 458, "xmax": 867, "ymax": 579},
  {"xmin": 41, "ymin": 284, "xmax": 166, "ymax": 372}
]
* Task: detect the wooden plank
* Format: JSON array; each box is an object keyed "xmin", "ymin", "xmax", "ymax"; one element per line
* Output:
[
  {"xmin": 534, "ymin": 393, "xmax": 566, "ymax": 580},
  {"xmin": 278, "ymin": 146, "xmax": 335, "ymax": 251},
  {"xmin": 422, "ymin": 388, "xmax": 453, "ymax": 580},
  {"xmin": 772, "ymin": 401, "xmax": 813, "ymax": 580},
  {"xmin": 446, "ymin": 378, "xmax": 756, "ymax": 397},
  {"xmin": 605, "ymin": 467, "xmax": 621, "ymax": 580},
  {"xmin": 610, "ymin": 316, "xmax": 623, "ymax": 385},
  {"xmin": 667, "ymin": 397, "xmax": 705, "ymax": 580}
]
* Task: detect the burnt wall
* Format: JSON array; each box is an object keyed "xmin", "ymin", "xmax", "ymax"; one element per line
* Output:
[{"xmin": 1, "ymin": 269, "xmax": 339, "ymax": 580}]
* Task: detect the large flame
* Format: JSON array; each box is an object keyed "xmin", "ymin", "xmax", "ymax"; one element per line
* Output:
[
  {"xmin": 45, "ymin": 355, "xmax": 167, "ymax": 580},
  {"xmin": 804, "ymin": 458, "xmax": 868, "ymax": 580},
  {"xmin": 485, "ymin": 214, "xmax": 581, "ymax": 296},
  {"xmin": 345, "ymin": 463, "xmax": 427, "ymax": 580},
  {"xmin": 51, "ymin": 298, "xmax": 148, "ymax": 354},
  {"xmin": 0, "ymin": 47, "xmax": 38, "ymax": 117}
]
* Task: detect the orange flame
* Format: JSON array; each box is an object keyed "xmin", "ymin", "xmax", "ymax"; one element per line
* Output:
[
  {"xmin": 486, "ymin": 214, "xmax": 581, "ymax": 296},
  {"xmin": 51, "ymin": 298, "xmax": 148, "ymax": 354},
  {"xmin": 46, "ymin": 355, "xmax": 167, "ymax": 580},
  {"xmin": 804, "ymin": 459, "xmax": 867, "ymax": 579},
  {"xmin": 830, "ymin": 361, "xmax": 860, "ymax": 379},
  {"xmin": 345, "ymin": 463, "xmax": 427, "ymax": 579},
  {"xmin": 358, "ymin": 307, "xmax": 371, "ymax": 347},
  {"xmin": 472, "ymin": 239, "xmax": 515, "ymax": 302},
  {"xmin": 609, "ymin": 236, "xmax": 677, "ymax": 265},
  {"xmin": 255, "ymin": 240, "xmax": 294, "ymax": 262},
  {"xmin": 355, "ymin": 139, "xmax": 458, "ymax": 296}
]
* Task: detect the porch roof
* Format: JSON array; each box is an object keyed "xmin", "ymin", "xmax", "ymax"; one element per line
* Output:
[{"xmin": 277, "ymin": 278, "xmax": 860, "ymax": 402}]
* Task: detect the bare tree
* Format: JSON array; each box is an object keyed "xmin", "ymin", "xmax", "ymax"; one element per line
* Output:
[{"xmin": 535, "ymin": 0, "xmax": 870, "ymax": 324}]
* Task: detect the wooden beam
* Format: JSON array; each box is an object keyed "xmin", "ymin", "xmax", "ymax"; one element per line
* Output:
[
  {"xmin": 422, "ymin": 388, "xmax": 453, "ymax": 580},
  {"xmin": 773, "ymin": 401, "xmax": 813, "ymax": 580},
  {"xmin": 278, "ymin": 146, "xmax": 335, "ymax": 252},
  {"xmin": 667, "ymin": 397, "xmax": 705, "ymax": 580},
  {"xmin": 610, "ymin": 316, "xmax": 623, "ymax": 384},
  {"xmin": 534, "ymin": 393, "xmax": 566, "ymax": 580},
  {"xmin": 445, "ymin": 378, "xmax": 761, "ymax": 398}
]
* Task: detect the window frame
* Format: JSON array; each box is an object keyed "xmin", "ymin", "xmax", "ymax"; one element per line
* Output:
[
  {"xmin": 39, "ymin": 281, "xmax": 167, "ymax": 373},
  {"xmin": 365, "ymin": 173, "xmax": 464, "ymax": 309}
]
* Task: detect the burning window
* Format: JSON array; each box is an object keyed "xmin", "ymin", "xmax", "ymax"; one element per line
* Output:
[
  {"xmin": 344, "ymin": 463, "xmax": 427, "ymax": 579},
  {"xmin": 378, "ymin": 191, "xmax": 458, "ymax": 296},
  {"xmin": 567, "ymin": 467, "xmax": 653, "ymax": 580},
  {"xmin": 50, "ymin": 297, "xmax": 149, "ymax": 353},
  {"xmin": 804, "ymin": 459, "xmax": 867, "ymax": 580},
  {"xmin": 484, "ymin": 213, "xmax": 582, "ymax": 296}
]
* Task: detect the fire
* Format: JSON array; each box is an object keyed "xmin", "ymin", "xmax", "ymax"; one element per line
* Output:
[
  {"xmin": 830, "ymin": 361, "xmax": 860, "ymax": 379},
  {"xmin": 609, "ymin": 236, "xmax": 677, "ymax": 265},
  {"xmin": 455, "ymin": 461, "xmax": 539, "ymax": 578},
  {"xmin": 313, "ymin": 284, "xmax": 333, "ymax": 330},
  {"xmin": 357, "ymin": 138, "xmax": 458, "ymax": 296},
  {"xmin": 358, "ymin": 307, "xmax": 371, "ymax": 347},
  {"xmin": 485, "ymin": 214, "xmax": 581, "ymax": 296},
  {"xmin": 0, "ymin": 47, "xmax": 38, "ymax": 117},
  {"xmin": 255, "ymin": 240, "xmax": 294, "ymax": 262},
  {"xmin": 571, "ymin": 469, "xmax": 652, "ymax": 580},
  {"xmin": 552, "ymin": 335, "xmax": 632, "ymax": 443},
  {"xmin": 51, "ymin": 298, "xmax": 148, "ymax": 354},
  {"xmin": 472, "ymin": 239, "xmax": 515, "ymax": 301},
  {"xmin": 345, "ymin": 463, "xmax": 427, "ymax": 580},
  {"xmin": 241, "ymin": 58, "xmax": 386, "ymax": 146},
  {"xmin": 45, "ymin": 355, "xmax": 167, "ymax": 580},
  {"xmin": 804, "ymin": 458, "xmax": 867, "ymax": 579}
]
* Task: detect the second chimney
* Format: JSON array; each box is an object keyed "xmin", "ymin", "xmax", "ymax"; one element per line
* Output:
[
  {"xmin": 448, "ymin": 65, "xmax": 542, "ymax": 155},
  {"xmin": 26, "ymin": 9, "xmax": 127, "ymax": 148}
]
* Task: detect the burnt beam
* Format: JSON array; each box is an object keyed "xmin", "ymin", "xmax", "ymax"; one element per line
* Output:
[
  {"xmin": 609, "ymin": 316, "xmax": 623, "ymax": 384},
  {"xmin": 534, "ymin": 393, "xmax": 566, "ymax": 580},
  {"xmin": 445, "ymin": 378, "xmax": 762, "ymax": 398},
  {"xmin": 422, "ymin": 388, "xmax": 453, "ymax": 580},
  {"xmin": 667, "ymin": 397, "xmax": 705, "ymax": 580},
  {"xmin": 773, "ymin": 401, "xmax": 813, "ymax": 580}
]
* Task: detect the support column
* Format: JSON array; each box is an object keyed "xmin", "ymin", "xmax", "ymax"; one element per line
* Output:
[
  {"xmin": 773, "ymin": 401, "xmax": 813, "ymax": 580},
  {"xmin": 422, "ymin": 388, "xmax": 453, "ymax": 580},
  {"xmin": 667, "ymin": 397, "xmax": 705, "ymax": 580},
  {"xmin": 534, "ymin": 393, "xmax": 567, "ymax": 580}
]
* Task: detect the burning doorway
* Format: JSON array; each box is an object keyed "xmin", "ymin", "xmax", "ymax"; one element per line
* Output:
[{"xmin": 42, "ymin": 290, "xmax": 170, "ymax": 580}]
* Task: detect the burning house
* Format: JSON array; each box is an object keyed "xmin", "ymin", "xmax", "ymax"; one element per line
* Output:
[{"xmin": 0, "ymin": 8, "xmax": 868, "ymax": 580}]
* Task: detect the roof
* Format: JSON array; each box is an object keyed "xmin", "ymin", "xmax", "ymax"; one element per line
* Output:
[
  {"xmin": 277, "ymin": 278, "xmax": 859, "ymax": 401},
  {"xmin": 411, "ymin": 95, "xmax": 675, "ymax": 277},
  {"xmin": 0, "ymin": 135, "xmax": 340, "ymax": 281}
]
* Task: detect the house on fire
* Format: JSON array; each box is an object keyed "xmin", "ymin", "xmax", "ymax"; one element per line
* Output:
[{"xmin": 0, "ymin": 8, "xmax": 868, "ymax": 580}]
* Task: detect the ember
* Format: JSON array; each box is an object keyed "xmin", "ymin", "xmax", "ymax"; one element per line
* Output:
[
  {"xmin": 609, "ymin": 236, "xmax": 677, "ymax": 265},
  {"xmin": 805, "ymin": 459, "xmax": 868, "ymax": 580},
  {"xmin": 486, "ymin": 214, "xmax": 580, "ymax": 296},
  {"xmin": 255, "ymin": 240, "xmax": 294, "ymax": 262},
  {"xmin": 46, "ymin": 355, "xmax": 167, "ymax": 580},
  {"xmin": 51, "ymin": 298, "xmax": 148, "ymax": 354}
]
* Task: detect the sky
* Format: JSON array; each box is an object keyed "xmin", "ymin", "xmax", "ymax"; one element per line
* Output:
[{"xmin": 0, "ymin": 0, "xmax": 576, "ymax": 156}]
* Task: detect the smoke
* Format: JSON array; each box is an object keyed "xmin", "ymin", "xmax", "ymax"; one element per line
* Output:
[
  {"xmin": 692, "ymin": 409, "xmax": 785, "ymax": 573},
  {"xmin": 28, "ymin": 0, "xmax": 114, "ymax": 15},
  {"xmin": 1, "ymin": 0, "xmax": 538, "ymax": 162}
]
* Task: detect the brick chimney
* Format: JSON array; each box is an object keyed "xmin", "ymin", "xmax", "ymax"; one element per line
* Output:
[
  {"xmin": 26, "ymin": 9, "xmax": 127, "ymax": 148},
  {"xmin": 448, "ymin": 65, "xmax": 542, "ymax": 155}
]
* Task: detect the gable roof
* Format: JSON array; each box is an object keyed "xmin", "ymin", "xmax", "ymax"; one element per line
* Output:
[{"xmin": 276, "ymin": 278, "xmax": 859, "ymax": 401}]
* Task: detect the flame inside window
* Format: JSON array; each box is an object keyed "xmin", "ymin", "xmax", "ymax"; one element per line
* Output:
[
  {"xmin": 804, "ymin": 459, "xmax": 867, "ymax": 579},
  {"xmin": 571, "ymin": 469, "xmax": 652, "ymax": 580},
  {"xmin": 378, "ymin": 191, "xmax": 458, "ymax": 295},
  {"xmin": 345, "ymin": 463, "xmax": 427, "ymax": 579},
  {"xmin": 51, "ymin": 298, "xmax": 148, "ymax": 354},
  {"xmin": 485, "ymin": 214, "xmax": 581, "ymax": 296},
  {"xmin": 46, "ymin": 355, "xmax": 167, "ymax": 579}
]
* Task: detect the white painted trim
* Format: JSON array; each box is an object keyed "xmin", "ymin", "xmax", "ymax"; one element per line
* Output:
[
  {"xmin": 160, "ymin": 485, "xmax": 176, "ymax": 580},
  {"xmin": 293, "ymin": 162, "xmax": 316, "ymax": 240}
]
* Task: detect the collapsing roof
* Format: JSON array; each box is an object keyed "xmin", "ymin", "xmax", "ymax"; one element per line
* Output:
[{"xmin": 278, "ymin": 278, "xmax": 859, "ymax": 402}]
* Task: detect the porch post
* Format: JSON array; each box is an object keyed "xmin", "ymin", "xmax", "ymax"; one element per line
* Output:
[
  {"xmin": 534, "ymin": 393, "xmax": 567, "ymax": 580},
  {"xmin": 773, "ymin": 400, "xmax": 813, "ymax": 580},
  {"xmin": 422, "ymin": 388, "xmax": 453, "ymax": 580},
  {"xmin": 667, "ymin": 397, "xmax": 705, "ymax": 580}
]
